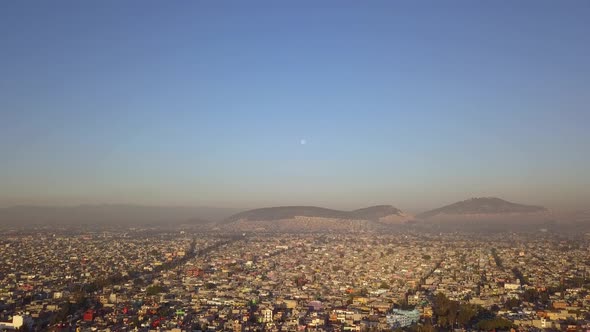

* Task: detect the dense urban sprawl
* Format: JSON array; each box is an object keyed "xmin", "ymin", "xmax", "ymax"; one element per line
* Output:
[{"xmin": 1, "ymin": 231, "xmax": 590, "ymax": 331}]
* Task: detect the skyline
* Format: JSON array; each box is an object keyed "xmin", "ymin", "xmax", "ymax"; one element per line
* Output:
[{"xmin": 1, "ymin": 1, "xmax": 589, "ymax": 211}]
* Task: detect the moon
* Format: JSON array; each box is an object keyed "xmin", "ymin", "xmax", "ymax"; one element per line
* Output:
[{"xmin": 300, "ymin": 139, "xmax": 307, "ymax": 145}]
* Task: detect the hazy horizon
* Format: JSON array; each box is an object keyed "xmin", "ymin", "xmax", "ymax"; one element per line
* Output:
[
  {"xmin": 1, "ymin": 1, "xmax": 589, "ymax": 212},
  {"xmin": 0, "ymin": 195, "xmax": 580, "ymax": 216}
]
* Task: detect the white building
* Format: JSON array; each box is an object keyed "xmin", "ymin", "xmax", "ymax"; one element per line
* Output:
[
  {"xmin": 0, "ymin": 315, "xmax": 33, "ymax": 330},
  {"xmin": 504, "ymin": 283, "xmax": 521, "ymax": 290},
  {"xmin": 386, "ymin": 309, "xmax": 420, "ymax": 328},
  {"xmin": 261, "ymin": 308, "xmax": 273, "ymax": 323}
]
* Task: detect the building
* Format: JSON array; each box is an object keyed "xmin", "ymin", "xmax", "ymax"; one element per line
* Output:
[
  {"xmin": 386, "ymin": 309, "xmax": 420, "ymax": 328},
  {"xmin": 0, "ymin": 315, "xmax": 33, "ymax": 330},
  {"xmin": 261, "ymin": 308, "xmax": 273, "ymax": 323}
]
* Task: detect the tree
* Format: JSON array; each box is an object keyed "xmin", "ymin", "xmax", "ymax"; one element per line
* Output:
[
  {"xmin": 51, "ymin": 302, "xmax": 72, "ymax": 324},
  {"xmin": 146, "ymin": 285, "xmax": 165, "ymax": 295},
  {"xmin": 523, "ymin": 289, "xmax": 539, "ymax": 303},
  {"xmin": 433, "ymin": 293, "xmax": 481, "ymax": 329},
  {"xmin": 503, "ymin": 297, "xmax": 521, "ymax": 309},
  {"xmin": 433, "ymin": 293, "xmax": 450, "ymax": 316},
  {"xmin": 417, "ymin": 321, "xmax": 435, "ymax": 332},
  {"xmin": 433, "ymin": 293, "xmax": 452, "ymax": 328},
  {"xmin": 359, "ymin": 288, "xmax": 369, "ymax": 296},
  {"xmin": 157, "ymin": 305, "xmax": 172, "ymax": 317},
  {"xmin": 18, "ymin": 324, "xmax": 31, "ymax": 332},
  {"xmin": 447, "ymin": 301, "xmax": 459, "ymax": 327},
  {"xmin": 475, "ymin": 317, "xmax": 514, "ymax": 330},
  {"xmin": 457, "ymin": 304, "xmax": 476, "ymax": 327}
]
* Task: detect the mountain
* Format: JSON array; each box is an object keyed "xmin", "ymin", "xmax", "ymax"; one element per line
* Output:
[
  {"xmin": 417, "ymin": 197, "xmax": 547, "ymax": 219},
  {"xmin": 225, "ymin": 206, "xmax": 350, "ymax": 222},
  {"xmin": 415, "ymin": 197, "xmax": 552, "ymax": 230},
  {"xmin": 222, "ymin": 205, "xmax": 412, "ymax": 232},
  {"xmin": 226, "ymin": 205, "xmax": 407, "ymax": 222},
  {"xmin": 0, "ymin": 205, "xmax": 243, "ymax": 227},
  {"xmin": 349, "ymin": 205, "xmax": 403, "ymax": 220}
]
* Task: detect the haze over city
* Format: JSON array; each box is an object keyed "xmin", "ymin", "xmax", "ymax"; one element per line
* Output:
[
  {"xmin": 1, "ymin": 1, "xmax": 589, "ymax": 212},
  {"xmin": 4, "ymin": 3, "xmax": 590, "ymax": 332}
]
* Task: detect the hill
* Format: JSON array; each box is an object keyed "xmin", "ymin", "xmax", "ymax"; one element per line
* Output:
[
  {"xmin": 417, "ymin": 197, "xmax": 547, "ymax": 219},
  {"xmin": 222, "ymin": 205, "xmax": 411, "ymax": 232},
  {"xmin": 413, "ymin": 197, "xmax": 553, "ymax": 231},
  {"xmin": 349, "ymin": 205, "xmax": 404, "ymax": 220},
  {"xmin": 226, "ymin": 205, "xmax": 407, "ymax": 222},
  {"xmin": 225, "ymin": 206, "xmax": 351, "ymax": 222}
]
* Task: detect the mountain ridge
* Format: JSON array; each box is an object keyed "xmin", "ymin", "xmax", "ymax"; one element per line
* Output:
[
  {"xmin": 225, "ymin": 205, "xmax": 406, "ymax": 223},
  {"xmin": 416, "ymin": 197, "xmax": 548, "ymax": 220},
  {"xmin": 0, "ymin": 198, "xmax": 570, "ymax": 231}
]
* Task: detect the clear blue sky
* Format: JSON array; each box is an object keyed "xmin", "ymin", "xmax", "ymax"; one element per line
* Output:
[{"xmin": 1, "ymin": 1, "xmax": 589, "ymax": 211}]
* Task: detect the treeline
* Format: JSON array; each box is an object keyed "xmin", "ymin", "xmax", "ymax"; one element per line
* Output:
[
  {"xmin": 432, "ymin": 293, "xmax": 515, "ymax": 330},
  {"xmin": 490, "ymin": 248, "xmax": 503, "ymax": 268},
  {"xmin": 510, "ymin": 267, "xmax": 529, "ymax": 286}
]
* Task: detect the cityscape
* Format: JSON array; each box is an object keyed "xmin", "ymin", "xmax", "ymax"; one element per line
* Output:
[
  {"xmin": 1, "ymin": 1, "xmax": 589, "ymax": 331},
  {"xmin": 1, "ymin": 226, "xmax": 590, "ymax": 331}
]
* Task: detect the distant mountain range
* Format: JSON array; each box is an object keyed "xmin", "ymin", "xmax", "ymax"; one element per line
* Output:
[
  {"xmin": 0, "ymin": 198, "xmax": 586, "ymax": 232},
  {"xmin": 414, "ymin": 197, "xmax": 554, "ymax": 231},
  {"xmin": 416, "ymin": 197, "xmax": 547, "ymax": 219},
  {"xmin": 0, "ymin": 205, "xmax": 242, "ymax": 227},
  {"xmin": 221, "ymin": 205, "xmax": 410, "ymax": 232},
  {"xmin": 220, "ymin": 197, "xmax": 560, "ymax": 232},
  {"xmin": 225, "ymin": 205, "xmax": 404, "ymax": 223}
]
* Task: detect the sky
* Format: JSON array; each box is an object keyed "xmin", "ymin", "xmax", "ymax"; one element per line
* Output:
[{"xmin": 1, "ymin": 1, "xmax": 589, "ymax": 212}]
